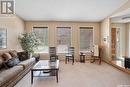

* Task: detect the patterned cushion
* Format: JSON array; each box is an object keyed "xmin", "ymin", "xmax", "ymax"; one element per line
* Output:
[
  {"xmin": 3, "ymin": 57, "xmax": 20, "ymax": 68},
  {"xmin": 66, "ymin": 54, "xmax": 73, "ymax": 57},
  {"xmin": 9, "ymin": 50, "xmax": 18, "ymax": 57},
  {"xmin": 2, "ymin": 53, "xmax": 12, "ymax": 60},
  {"xmin": 17, "ymin": 51, "xmax": 29, "ymax": 61}
]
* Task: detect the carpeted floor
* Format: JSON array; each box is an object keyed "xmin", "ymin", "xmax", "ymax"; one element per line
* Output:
[{"xmin": 15, "ymin": 61, "xmax": 130, "ymax": 87}]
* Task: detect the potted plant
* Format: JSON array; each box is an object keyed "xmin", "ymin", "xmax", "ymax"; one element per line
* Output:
[{"xmin": 18, "ymin": 33, "xmax": 40, "ymax": 58}]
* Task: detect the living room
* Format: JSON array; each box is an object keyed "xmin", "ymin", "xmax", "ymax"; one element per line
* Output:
[{"xmin": 0, "ymin": 0, "xmax": 130, "ymax": 87}]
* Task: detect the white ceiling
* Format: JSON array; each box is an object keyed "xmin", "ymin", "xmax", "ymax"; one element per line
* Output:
[
  {"xmin": 15, "ymin": 0, "xmax": 128, "ymax": 22},
  {"xmin": 111, "ymin": 8, "xmax": 130, "ymax": 23},
  {"xmin": 111, "ymin": 8, "xmax": 130, "ymax": 18}
]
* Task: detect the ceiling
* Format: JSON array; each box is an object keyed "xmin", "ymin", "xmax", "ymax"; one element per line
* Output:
[
  {"xmin": 111, "ymin": 8, "xmax": 130, "ymax": 23},
  {"xmin": 15, "ymin": 0, "xmax": 128, "ymax": 22}
]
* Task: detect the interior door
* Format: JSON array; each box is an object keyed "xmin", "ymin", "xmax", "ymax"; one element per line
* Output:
[
  {"xmin": 111, "ymin": 28, "xmax": 116, "ymax": 60},
  {"xmin": 116, "ymin": 28, "xmax": 120, "ymax": 59}
]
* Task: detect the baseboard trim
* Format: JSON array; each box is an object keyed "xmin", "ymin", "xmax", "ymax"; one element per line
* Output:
[{"xmin": 103, "ymin": 59, "xmax": 130, "ymax": 74}]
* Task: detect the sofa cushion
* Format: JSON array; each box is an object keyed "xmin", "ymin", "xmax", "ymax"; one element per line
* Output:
[
  {"xmin": 2, "ymin": 53, "xmax": 12, "ymax": 60},
  {"xmin": 17, "ymin": 51, "xmax": 29, "ymax": 61},
  {"xmin": 3, "ymin": 57, "xmax": 20, "ymax": 68},
  {"xmin": 9, "ymin": 50, "xmax": 18, "ymax": 57},
  {"xmin": 0, "ymin": 57, "xmax": 4, "ymax": 69},
  {"xmin": 0, "ymin": 66, "xmax": 23, "ymax": 86},
  {"xmin": 18, "ymin": 58, "xmax": 35, "ymax": 68}
]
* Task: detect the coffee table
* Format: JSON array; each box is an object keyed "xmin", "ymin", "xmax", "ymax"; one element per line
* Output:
[{"xmin": 31, "ymin": 60, "xmax": 59, "ymax": 84}]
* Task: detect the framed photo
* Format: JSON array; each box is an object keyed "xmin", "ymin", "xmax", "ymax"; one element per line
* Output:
[{"xmin": 0, "ymin": 28, "xmax": 7, "ymax": 49}]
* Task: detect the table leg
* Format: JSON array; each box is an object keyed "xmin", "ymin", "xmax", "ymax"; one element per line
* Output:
[
  {"xmin": 65, "ymin": 57, "xmax": 67, "ymax": 64},
  {"xmin": 80, "ymin": 56, "xmax": 81, "ymax": 62},
  {"xmin": 31, "ymin": 70, "xmax": 33, "ymax": 84},
  {"xmin": 83, "ymin": 56, "xmax": 85, "ymax": 63},
  {"xmin": 99, "ymin": 57, "xmax": 101, "ymax": 65},
  {"xmin": 91, "ymin": 56, "xmax": 96, "ymax": 63},
  {"xmin": 56, "ymin": 70, "xmax": 58, "ymax": 83}
]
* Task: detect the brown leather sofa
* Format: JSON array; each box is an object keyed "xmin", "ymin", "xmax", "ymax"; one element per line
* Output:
[{"xmin": 0, "ymin": 50, "xmax": 36, "ymax": 87}]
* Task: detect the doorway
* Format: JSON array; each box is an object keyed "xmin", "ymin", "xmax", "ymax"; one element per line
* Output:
[
  {"xmin": 111, "ymin": 28, "xmax": 120, "ymax": 60},
  {"xmin": 111, "ymin": 28, "xmax": 116, "ymax": 60}
]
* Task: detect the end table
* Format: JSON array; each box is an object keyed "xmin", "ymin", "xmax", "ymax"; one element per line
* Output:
[{"xmin": 80, "ymin": 53, "xmax": 85, "ymax": 63}]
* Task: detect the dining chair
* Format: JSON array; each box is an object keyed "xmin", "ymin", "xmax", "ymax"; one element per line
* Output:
[
  {"xmin": 49, "ymin": 47, "xmax": 58, "ymax": 62},
  {"xmin": 65, "ymin": 47, "xmax": 75, "ymax": 65}
]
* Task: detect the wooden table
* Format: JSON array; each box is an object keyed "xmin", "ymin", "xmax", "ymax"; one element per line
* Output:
[
  {"xmin": 31, "ymin": 60, "xmax": 59, "ymax": 84},
  {"xmin": 80, "ymin": 53, "xmax": 85, "ymax": 63}
]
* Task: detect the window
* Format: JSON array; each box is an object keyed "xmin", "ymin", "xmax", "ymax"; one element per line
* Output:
[
  {"xmin": 80, "ymin": 27, "xmax": 93, "ymax": 52},
  {"xmin": 33, "ymin": 27, "xmax": 48, "ymax": 53},
  {"xmin": 56, "ymin": 27, "xmax": 71, "ymax": 53}
]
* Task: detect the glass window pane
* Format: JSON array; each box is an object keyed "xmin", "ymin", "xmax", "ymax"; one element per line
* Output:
[
  {"xmin": 33, "ymin": 27, "xmax": 48, "ymax": 53},
  {"xmin": 80, "ymin": 27, "xmax": 93, "ymax": 52},
  {"xmin": 56, "ymin": 27, "xmax": 71, "ymax": 53}
]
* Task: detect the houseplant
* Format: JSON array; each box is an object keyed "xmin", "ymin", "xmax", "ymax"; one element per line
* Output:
[{"xmin": 18, "ymin": 33, "xmax": 40, "ymax": 58}]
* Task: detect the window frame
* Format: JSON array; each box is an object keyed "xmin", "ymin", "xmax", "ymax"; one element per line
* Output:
[
  {"xmin": 32, "ymin": 26, "xmax": 49, "ymax": 53},
  {"xmin": 55, "ymin": 26, "xmax": 72, "ymax": 54},
  {"xmin": 79, "ymin": 26, "xmax": 94, "ymax": 53}
]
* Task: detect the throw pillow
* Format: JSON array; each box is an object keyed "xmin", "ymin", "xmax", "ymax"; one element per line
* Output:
[
  {"xmin": 3, "ymin": 57, "xmax": 20, "ymax": 68},
  {"xmin": 12, "ymin": 57, "xmax": 20, "ymax": 65},
  {"xmin": 17, "ymin": 51, "xmax": 28, "ymax": 61},
  {"xmin": 0, "ymin": 57, "xmax": 4, "ymax": 69},
  {"xmin": 9, "ymin": 50, "xmax": 18, "ymax": 57},
  {"xmin": 2, "ymin": 53, "xmax": 12, "ymax": 60}
]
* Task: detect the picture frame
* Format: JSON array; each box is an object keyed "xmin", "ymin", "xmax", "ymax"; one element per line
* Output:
[{"xmin": 0, "ymin": 28, "xmax": 7, "ymax": 49}]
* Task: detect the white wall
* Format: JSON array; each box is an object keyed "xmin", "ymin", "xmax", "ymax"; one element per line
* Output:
[
  {"xmin": 0, "ymin": 15, "xmax": 25, "ymax": 51},
  {"xmin": 127, "ymin": 23, "xmax": 130, "ymax": 57},
  {"xmin": 100, "ymin": 17, "xmax": 111, "ymax": 61}
]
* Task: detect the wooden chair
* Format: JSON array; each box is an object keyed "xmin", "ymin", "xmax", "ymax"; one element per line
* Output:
[
  {"xmin": 91, "ymin": 45, "xmax": 102, "ymax": 65},
  {"xmin": 65, "ymin": 47, "xmax": 75, "ymax": 65},
  {"xmin": 49, "ymin": 47, "xmax": 58, "ymax": 62}
]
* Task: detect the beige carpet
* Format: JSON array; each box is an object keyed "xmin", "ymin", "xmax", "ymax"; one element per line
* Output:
[{"xmin": 15, "ymin": 61, "xmax": 130, "ymax": 87}]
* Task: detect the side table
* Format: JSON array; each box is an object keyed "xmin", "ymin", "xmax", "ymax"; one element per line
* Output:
[
  {"xmin": 124, "ymin": 57, "xmax": 130, "ymax": 69},
  {"xmin": 80, "ymin": 53, "xmax": 85, "ymax": 63}
]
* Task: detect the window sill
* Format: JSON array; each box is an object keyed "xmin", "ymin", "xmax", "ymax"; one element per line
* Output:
[
  {"xmin": 34, "ymin": 51, "xmax": 48, "ymax": 54},
  {"xmin": 80, "ymin": 51, "xmax": 92, "ymax": 53}
]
